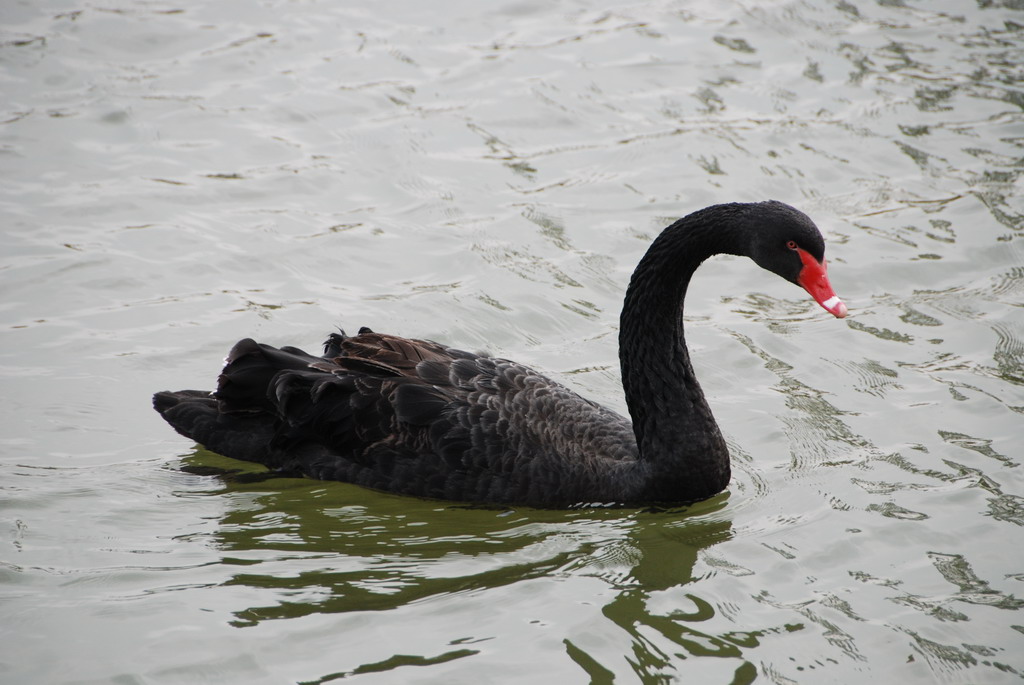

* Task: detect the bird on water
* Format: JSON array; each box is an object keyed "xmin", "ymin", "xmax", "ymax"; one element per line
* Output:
[{"xmin": 154, "ymin": 201, "xmax": 847, "ymax": 508}]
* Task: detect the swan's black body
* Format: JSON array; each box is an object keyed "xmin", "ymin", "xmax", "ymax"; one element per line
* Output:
[{"xmin": 155, "ymin": 201, "xmax": 843, "ymax": 508}]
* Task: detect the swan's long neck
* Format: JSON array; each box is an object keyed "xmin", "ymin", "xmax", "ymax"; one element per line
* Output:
[{"xmin": 618, "ymin": 208, "xmax": 748, "ymax": 502}]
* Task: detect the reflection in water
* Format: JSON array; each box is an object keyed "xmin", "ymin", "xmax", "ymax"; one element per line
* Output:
[{"xmin": 185, "ymin": 451, "xmax": 756, "ymax": 680}]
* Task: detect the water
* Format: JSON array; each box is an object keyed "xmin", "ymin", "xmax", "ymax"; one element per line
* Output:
[{"xmin": 2, "ymin": 0, "xmax": 1022, "ymax": 682}]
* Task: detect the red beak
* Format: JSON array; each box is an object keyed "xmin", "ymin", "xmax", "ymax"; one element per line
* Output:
[{"xmin": 795, "ymin": 248, "xmax": 847, "ymax": 318}]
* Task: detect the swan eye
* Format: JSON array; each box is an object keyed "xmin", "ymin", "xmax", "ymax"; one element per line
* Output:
[{"xmin": 786, "ymin": 240, "xmax": 798, "ymax": 250}]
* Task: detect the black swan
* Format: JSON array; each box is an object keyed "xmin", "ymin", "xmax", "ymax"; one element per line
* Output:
[{"xmin": 155, "ymin": 201, "xmax": 846, "ymax": 508}]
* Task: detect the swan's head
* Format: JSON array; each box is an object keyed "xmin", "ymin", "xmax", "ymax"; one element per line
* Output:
[{"xmin": 745, "ymin": 201, "xmax": 847, "ymax": 319}]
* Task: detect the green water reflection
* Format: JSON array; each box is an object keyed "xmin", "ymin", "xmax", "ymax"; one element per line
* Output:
[{"xmin": 183, "ymin": 451, "xmax": 795, "ymax": 682}]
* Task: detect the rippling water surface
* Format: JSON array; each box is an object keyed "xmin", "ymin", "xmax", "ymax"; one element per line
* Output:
[{"xmin": 2, "ymin": 1, "xmax": 1023, "ymax": 683}]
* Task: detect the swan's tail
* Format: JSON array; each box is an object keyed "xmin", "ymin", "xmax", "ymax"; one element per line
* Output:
[
  {"xmin": 153, "ymin": 337, "xmax": 331, "ymax": 468},
  {"xmin": 153, "ymin": 389, "xmax": 278, "ymax": 466}
]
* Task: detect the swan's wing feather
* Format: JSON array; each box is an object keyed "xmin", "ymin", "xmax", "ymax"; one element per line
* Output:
[
  {"xmin": 326, "ymin": 330, "xmax": 459, "ymax": 374},
  {"xmin": 393, "ymin": 382, "xmax": 450, "ymax": 426}
]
